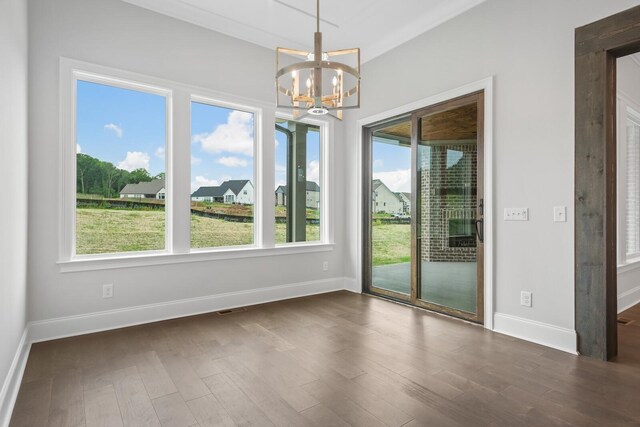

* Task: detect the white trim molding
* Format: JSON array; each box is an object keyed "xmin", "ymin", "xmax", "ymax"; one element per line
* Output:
[
  {"xmin": 618, "ymin": 285, "xmax": 640, "ymax": 314},
  {"xmin": 493, "ymin": 312, "xmax": 578, "ymax": 355},
  {"xmin": 0, "ymin": 329, "xmax": 30, "ymax": 427},
  {"xmin": 28, "ymin": 277, "xmax": 345, "ymax": 343},
  {"xmin": 343, "ymin": 277, "xmax": 361, "ymax": 293},
  {"xmin": 355, "ymin": 76, "xmax": 495, "ymax": 329}
]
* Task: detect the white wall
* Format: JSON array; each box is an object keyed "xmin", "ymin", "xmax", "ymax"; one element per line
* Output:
[
  {"xmin": 0, "ymin": 0, "xmax": 28, "ymax": 421},
  {"xmin": 617, "ymin": 55, "xmax": 640, "ymax": 313},
  {"xmin": 344, "ymin": 0, "xmax": 640, "ymax": 350},
  {"xmin": 28, "ymin": 0, "xmax": 346, "ymax": 326}
]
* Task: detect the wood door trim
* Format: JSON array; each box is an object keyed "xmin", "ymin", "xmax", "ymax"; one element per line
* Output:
[{"xmin": 575, "ymin": 5, "xmax": 640, "ymax": 360}]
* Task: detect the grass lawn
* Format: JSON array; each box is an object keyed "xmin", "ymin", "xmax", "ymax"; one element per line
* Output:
[
  {"xmin": 76, "ymin": 208, "xmax": 320, "ymax": 254},
  {"xmin": 372, "ymin": 222, "xmax": 411, "ymax": 266},
  {"xmin": 76, "ymin": 209, "xmax": 166, "ymax": 254}
]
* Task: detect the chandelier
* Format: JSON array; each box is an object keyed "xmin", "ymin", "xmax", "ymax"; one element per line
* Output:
[{"xmin": 276, "ymin": 0, "xmax": 360, "ymax": 120}]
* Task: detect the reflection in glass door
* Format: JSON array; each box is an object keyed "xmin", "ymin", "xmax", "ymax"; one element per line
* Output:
[
  {"xmin": 364, "ymin": 92, "xmax": 484, "ymax": 323},
  {"xmin": 416, "ymin": 95, "xmax": 483, "ymax": 321}
]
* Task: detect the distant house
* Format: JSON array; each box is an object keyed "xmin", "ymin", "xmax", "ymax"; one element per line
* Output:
[
  {"xmin": 191, "ymin": 180, "xmax": 253, "ymax": 204},
  {"xmin": 275, "ymin": 181, "xmax": 320, "ymax": 209},
  {"xmin": 372, "ymin": 179, "xmax": 403, "ymax": 214},
  {"xmin": 119, "ymin": 178, "xmax": 165, "ymax": 199},
  {"xmin": 396, "ymin": 192, "xmax": 411, "ymax": 214}
]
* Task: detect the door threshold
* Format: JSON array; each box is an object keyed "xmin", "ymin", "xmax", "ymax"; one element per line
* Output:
[{"xmin": 364, "ymin": 291, "xmax": 483, "ymax": 327}]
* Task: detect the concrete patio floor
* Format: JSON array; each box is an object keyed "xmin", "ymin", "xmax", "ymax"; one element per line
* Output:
[{"xmin": 372, "ymin": 261, "xmax": 477, "ymax": 313}]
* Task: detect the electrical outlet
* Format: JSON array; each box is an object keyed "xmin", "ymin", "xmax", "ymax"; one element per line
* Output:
[
  {"xmin": 102, "ymin": 284, "xmax": 113, "ymax": 299},
  {"xmin": 553, "ymin": 206, "xmax": 567, "ymax": 222},
  {"xmin": 322, "ymin": 261, "xmax": 329, "ymax": 271},
  {"xmin": 520, "ymin": 291, "xmax": 532, "ymax": 307},
  {"xmin": 504, "ymin": 208, "xmax": 529, "ymax": 221}
]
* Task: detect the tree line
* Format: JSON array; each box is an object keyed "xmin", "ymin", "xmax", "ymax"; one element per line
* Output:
[{"xmin": 77, "ymin": 153, "xmax": 164, "ymax": 198}]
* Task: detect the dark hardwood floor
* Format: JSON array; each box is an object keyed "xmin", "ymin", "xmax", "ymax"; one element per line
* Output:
[
  {"xmin": 617, "ymin": 302, "xmax": 640, "ymax": 368},
  {"xmin": 9, "ymin": 291, "xmax": 640, "ymax": 426}
]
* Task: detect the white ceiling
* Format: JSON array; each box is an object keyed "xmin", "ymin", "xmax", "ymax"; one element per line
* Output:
[{"xmin": 121, "ymin": 0, "xmax": 485, "ymax": 63}]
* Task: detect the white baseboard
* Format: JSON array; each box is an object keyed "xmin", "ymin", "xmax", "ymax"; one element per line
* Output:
[
  {"xmin": 343, "ymin": 277, "xmax": 361, "ymax": 293},
  {"xmin": 493, "ymin": 312, "xmax": 577, "ymax": 355},
  {"xmin": 29, "ymin": 277, "xmax": 345, "ymax": 343},
  {"xmin": 0, "ymin": 328, "xmax": 30, "ymax": 427},
  {"xmin": 618, "ymin": 285, "xmax": 640, "ymax": 313}
]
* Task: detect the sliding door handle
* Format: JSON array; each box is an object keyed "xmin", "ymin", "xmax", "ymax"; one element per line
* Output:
[{"xmin": 475, "ymin": 218, "xmax": 484, "ymax": 243}]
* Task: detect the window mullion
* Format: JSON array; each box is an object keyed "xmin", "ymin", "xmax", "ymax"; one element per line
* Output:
[
  {"xmin": 171, "ymin": 90, "xmax": 191, "ymax": 254},
  {"xmin": 261, "ymin": 107, "xmax": 276, "ymax": 248}
]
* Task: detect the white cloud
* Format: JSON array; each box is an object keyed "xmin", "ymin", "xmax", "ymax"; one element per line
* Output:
[
  {"xmin": 217, "ymin": 156, "xmax": 248, "ymax": 168},
  {"xmin": 76, "ymin": 144, "xmax": 82, "ymax": 153},
  {"xmin": 191, "ymin": 156, "xmax": 202, "ymax": 165},
  {"xmin": 373, "ymin": 169, "xmax": 411, "ymax": 193},
  {"xmin": 307, "ymin": 160, "xmax": 320, "ymax": 183},
  {"xmin": 373, "ymin": 159, "xmax": 383, "ymax": 168},
  {"xmin": 193, "ymin": 110, "xmax": 253, "ymax": 156},
  {"xmin": 191, "ymin": 175, "xmax": 219, "ymax": 192},
  {"xmin": 118, "ymin": 151, "xmax": 150, "ymax": 172},
  {"xmin": 274, "ymin": 138, "xmax": 279, "ymax": 148},
  {"xmin": 276, "ymin": 164, "xmax": 286, "ymax": 173},
  {"xmin": 104, "ymin": 123, "xmax": 123, "ymax": 138},
  {"xmin": 155, "ymin": 147, "xmax": 165, "ymax": 159}
]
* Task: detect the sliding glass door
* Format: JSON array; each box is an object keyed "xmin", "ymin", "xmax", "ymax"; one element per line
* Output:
[
  {"xmin": 367, "ymin": 118, "xmax": 413, "ymax": 299},
  {"xmin": 364, "ymin": 92, "xmax": 484, "ymax": 323}
]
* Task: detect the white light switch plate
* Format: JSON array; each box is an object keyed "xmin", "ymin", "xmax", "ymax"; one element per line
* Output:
[
  {"xmin": 553, "ymin": 206, "xmax": 567, "ymax": 222},
  {"xmin": 504, "ymin": 207, "xmax": 529, "ymax": 221}
]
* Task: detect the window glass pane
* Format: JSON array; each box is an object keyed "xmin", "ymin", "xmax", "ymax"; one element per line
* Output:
[
  {"xmin": 627, "ymin": 114, "xmax": 640, "ymax": 256},
  {"xmin": 190, "ymin": 102, "xmax": 254, "ymax": 248},
  {"xmin": 275, "ymin": 120, "xmax": 321, "ymax": 244},
  {"xmin": 76, "ymin": 80, "xmax": 166, "ymax": 255}
]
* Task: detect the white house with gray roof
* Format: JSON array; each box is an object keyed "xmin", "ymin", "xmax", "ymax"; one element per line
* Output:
[
  {"xmin": 275, "ymin": 181, "xmax": 320, "ymax": 209},
  {"xmin": 191, "ymin": 180, "xmax": 253, "ymax": 204},
  {"xmin": 372, "ymin": 179, "xmax": 404, "ymax": 215},
  {"xmin": 119, "ymin": 178, "xmax": 166, "ymax": 199}
]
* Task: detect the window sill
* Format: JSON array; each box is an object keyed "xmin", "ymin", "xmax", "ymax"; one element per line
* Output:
[
  {"xmin": 617, "ymin": 258, "xmax": 640, "ymax": 274},
  {"xmin": 58, "ymin": 243, "xmax": 335, "ymax": 273}
]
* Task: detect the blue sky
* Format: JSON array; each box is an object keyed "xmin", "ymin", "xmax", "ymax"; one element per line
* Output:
[
  {"xmin": 76, "ymin": 80, "xmax": 166, "ymax": 176},
  {"xmin": 77, "ymin": 80, "xmax": 321, "ymax": 193},
  {"xmin": 372, "ymin": 136, "xmax": 411, "ymax": 193},
  {"xmin": 191, "ymin": 102, "xmax": 255, "ymax": 192}
]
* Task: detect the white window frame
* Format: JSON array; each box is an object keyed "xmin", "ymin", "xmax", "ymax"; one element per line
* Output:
[
  {"xmin": 60, "ymin": 64, "xmax": 173, "ymax": 260},
  {"xmin": 274, "ymin": 113, "xmax": 334, "ymax": 246},
  {"xmin": 617, "ymin": 93, "xmax": 640, "ymax": 267},
  {"xmin": 58, "ymin": 58, "xmax": 333, "ymax": 272},
  {"xmin": 189, "ymin": 94, "xmax": 261, "ymax": 251}
]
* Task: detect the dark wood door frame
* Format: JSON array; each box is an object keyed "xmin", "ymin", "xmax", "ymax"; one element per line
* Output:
[{"xmin": 575, "ymin": 5, "xmax": 640, "ymax": 360}]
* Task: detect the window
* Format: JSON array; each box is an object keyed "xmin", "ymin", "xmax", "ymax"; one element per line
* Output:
[
  {"xmin": 274, "ymin": 119, "xmax": 322, "ymax": 244},
  {"xmin": 75, "ymin": 79, "xmax": 167, "ymax": 255},
  {"xmin": 190, "ymin": 101, "xmax": 255, "ymax": 249},
  {"xmin": 626, "ymin": 108, "xmax": 640, "ymax": 259},
  {"xmin": 61, "ymin": 59, "xmax": 331, "ymax": 270}
]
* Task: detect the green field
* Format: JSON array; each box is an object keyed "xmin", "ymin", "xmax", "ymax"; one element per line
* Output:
[
  {"xmin": 372, "ymin": 222, "xmax": 411, "ymax": 266},
  {"xmin": 76, "ymin": 208, "xmax": 320, "ymax": 254},
  {"xmin": 76, "ymin": 208, "xmax": 408, "ymax": 266}
]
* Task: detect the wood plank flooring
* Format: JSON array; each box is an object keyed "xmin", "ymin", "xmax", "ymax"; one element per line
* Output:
[
  {"xmin": 9, "ymin": 291, "xmax": 640, "ymax": 426},
  {"xmin": 616, "ymin": 302, "xmax": 640, "ymax": 368}
]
